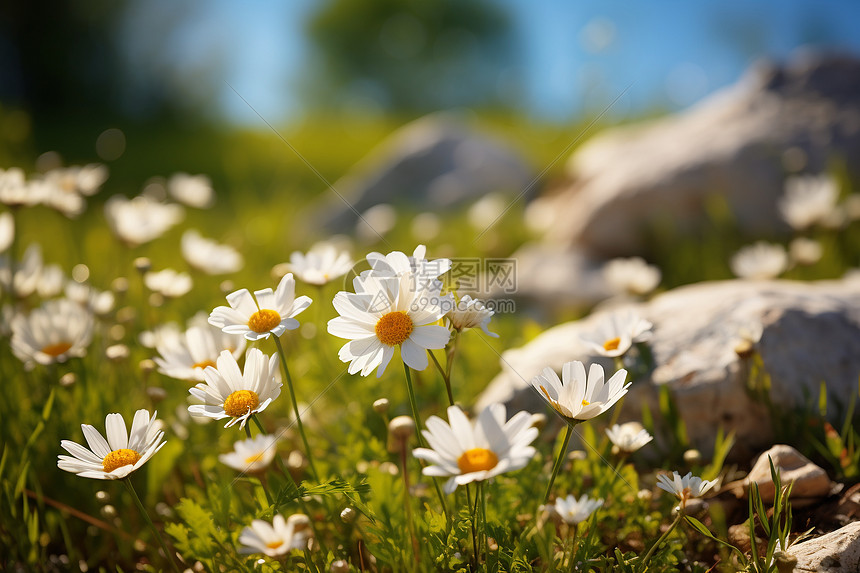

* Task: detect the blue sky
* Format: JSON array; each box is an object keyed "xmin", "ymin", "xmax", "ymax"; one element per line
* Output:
[{"xmin": 121, "ymin": 0, "xmax": 860, "ymax": 124}]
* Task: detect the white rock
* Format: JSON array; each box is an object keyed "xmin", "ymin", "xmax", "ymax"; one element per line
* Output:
[
  {"xmin": 745, "ymin": 444, "xmax": 831, "ymax": 505},
  {"xmin": 539, "ymin": 53, "xmax": 860, "ymax": 257},
  {"xmin": 791, "ymin": 521, "xmax": 860, "ymax": 572},
  {"xmin": 477, "ymin": 278, "xmax": 860, "ymax": 458}
]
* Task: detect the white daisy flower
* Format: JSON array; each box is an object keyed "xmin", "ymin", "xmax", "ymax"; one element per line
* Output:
[
  {"xmin": 656, "ymin": 471, "xmax": 718, "ymax": 509},
  {"xmin": 11, "ymin": 298, "xmax": 94, "ymax": 366},
  {"xmin": 187, "ymin": 348, "xmax": 281, "ymax": 429},
  {"xmin": 208, "ymin": 273, "xmax": 311, "ymax": 341},
  {"xmin": 219, "ymin": 434, "xmax": 278, "ymax": 473},
  {"xmin": 412, "ymin": 403, "xmax": 538, "ymax": 494},
  {"xmin": 65, "ymin": 281, "xmax": 115, "ymax": 316},
  {"xmin": 579, "ymin": 310, "xmax": 653, "ymax": 358},
  {"xmin": 57, "ymin": 409, "xmax": 166, "ymax": 480},
  {"xmin": 35, "ymin": 262, "xmax": 65, "ymax": 298},
  {"xmin": 0, "ymin": 243, "xmax": 46, "ymax": 298},
  {"xmin": 0, "ymin": 212, "xmax": 13, "ymax": 252},
  {"xmin": 327, "ymin": 264, "xmax": 451, "ymax": 377},
  {"xmin": 550, "ymin": 494, "xmax": 604, "ymax": 525},
  {"xmin": 446, "ymin": 295, "xmax": 498, "ymax": 338},
  {"xmin": 144, "ymin": 268, "xmax": 193, "ymax": 298},
  {"xmin": 42, "ymin": 164, "xmax": 108, "ymax": 197},
  {"xmin": 788, "ymin": 237, "xmax": 823, "ymax": 266},
  {"xmin": 530, "ymin": 361, "xmax": 630, "ymax": 424},
  {"xmin": 730, "ymin": 242, "xmax": 788, "ymax": 280},
  {"xmin": 168, "ymin": 173, "xmax": 214, "ymax": 208},
  {"xmin": 606, "ymin": 422, "xmax": 653, "ymax": 453},
  {"xmin": 286, "ymin": 242, "xmax": 354, "ymax": 286},
  {"xmin": 181, "ymin": 230, "xmax": 244, "ymax": 275},
  {"xmin": 604, "ymin": 257, "xmax": 661, "ymax": 296},
  {"xmin": 238, "ymin": 514, "xmax": 310, "ymax": 557},
  {"xmin": 365, "ymin": 244, "xmax": 451, "ymax": 289},
  {"xmin": 779, "ymin": 174, "xmax": 839, "ymax": 231},
  {"xmin": 139, "ymin": 321, "xmax": 182, "ymax": 349},
  {"xmin": 104, "ymin": 195, "xmax": 184, "ymax": 247},
  {"xmin": 154, "ymin": 322, "xmax": 245, "ymax": 382},
  {"xmin": 0, "ymin": 167, "xmax": 43, "ymax": 208}
]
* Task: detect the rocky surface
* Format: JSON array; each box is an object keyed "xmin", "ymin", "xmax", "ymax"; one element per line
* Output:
[
  {"xmin": 792, "ymin": 521, "xmax": 860, "ymax": 572},
  {"xmin": 743, "ymin": 444, "xmax": 832, "ymax": 506},
  {"xmin": 477, "ymin": 278, "xmax": 860, "ymax": 458},
  {"xmin": 316, "ymin": 112, "xmax": 532, "ymax": 233},
  {"xmin": 530, "ymin": 52, "xmax": 860, "ymax": 257}
]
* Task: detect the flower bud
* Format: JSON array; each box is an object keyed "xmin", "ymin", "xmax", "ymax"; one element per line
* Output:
[
  {"xmin": 372, "ymin": 398, "xmax": 390, "ymax": 414},
  {"xmin": 340, "ymin": 507, "xmax": 356, "ymax": 523}
]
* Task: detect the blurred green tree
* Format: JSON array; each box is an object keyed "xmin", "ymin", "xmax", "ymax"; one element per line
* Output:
[{"xmin": 306, "ymin": 0, "xmax": 518, "ymax": 114}]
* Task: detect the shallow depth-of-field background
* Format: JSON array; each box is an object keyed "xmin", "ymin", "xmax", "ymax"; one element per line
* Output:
[{"xmin": 3, "ymin": 2, "xmax": 860, "ymax": 572}]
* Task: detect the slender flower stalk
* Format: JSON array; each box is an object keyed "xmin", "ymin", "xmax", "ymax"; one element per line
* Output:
[
  {"xmin": 273, "ymin": 336, "xmax": 318, "ymax": 481},
  {"xmin": 124, "ymin": 479, "xmax": 181, "ymax": 573},
  {"xmin": 404, "ymin": 364, "xmax": 451, "ymax": 520},
  {"xmin": 640, "ymin": 510, "xmax": 683, "ymax": 569},
  {"xmin": 544, "ymin": 423, "xmax": 575, "ymax": 503}
]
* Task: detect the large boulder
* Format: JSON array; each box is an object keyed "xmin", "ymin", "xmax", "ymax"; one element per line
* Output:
[
  {"xmin": 316, "ymin": 113, "xmax": 533, "ymax": 233},
  {"xmin": 477, "ymin": 277, "xmax": 860, "ymax": 458},
  {"xmin": 792, "ymin": 521, "xmax": 860, "ymax": 573},
  {"xmin": 536, "ymin": 52, "xmax": 860, "ymax": 257}
]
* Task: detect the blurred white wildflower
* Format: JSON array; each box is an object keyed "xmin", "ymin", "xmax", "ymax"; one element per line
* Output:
[
  {"xmin": 181, "ymin": 230, "xmax": 243, "ymax": 275},
  {"xmin": 606, "ymin": 422, "xmax": 653, "ymax": 453},
  {"xmin": 238, "ymin": 514, "xmax": 310, "ymax": 556},
  {"xmin": 104, "ymin": 195, "xmax": 184, "ymax": 247},
  {"xmin": 446, "ymin": 295, "xmax": 498, "ymax": 337},
  {"xmin": 38, "ymin": 164, "xmax": 108, "ymax": 218},
  {"xmin": 356, "ymin": 203, "xmax": 396, "ymax": 241},
  {"xmin": 549, "ymin": 494, "xmax": 603, "ymax": 525},
  {"xmin": 11, "ymin": 298, "xmax": 94, "ymax": 366},
  {"xmin": 0, "ymin": 168, "xmax": 43, "ymax": 208},
  {"xmin": 144, "ymin": 268, "xmax": 193, "ymax": 298},
  {"xmin": 730, "ymin": 242, "xmax": 788, "ymax": 280},
  {"xmin": 604, "ymin": 257, "xmax": 661, "ymax": 296},
  {"xmin": 154, "ymin": 321, "xmax": 245, "ymax": 382},
  {"xmin": 468, "ymin": 193, "xmax": 507, "ymax": 230},
  {"xmin": 0, "ymin": 212, "xmax": 13, "ymax": 252},
  {"xmin": 779, "ymin": 175, "xmax": 839, "ymax": 231},
  {"xmin": 168, "ymin": 173, "xmax": 214, "ymax": 208},
  {"xmin": 65, "ymin": 281, "xmax": 115, "ymax": 316},
  {"xmin": 287, "ymin": 242, "xmax": 354, "ymax": 286},
  {"xmin": 788, "ymin": 237, "xmax": 823, "ymax": 266},
  {"xmin": 411, "ymin": 212, "xmax": 441, "ymax": 241},
  {"xmin": 219, "ymin": 434, "xmax": 278, "ymax": 473},
  {"xmin": 579, "ymin": 310, "xmax": 653, "ymax": 358}
]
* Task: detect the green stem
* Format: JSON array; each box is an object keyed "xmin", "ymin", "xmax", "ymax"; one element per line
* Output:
[
  {"xmin": 251, "ymin": 414, "xmax": 266, "ymax": 435},
  {"xmin": 640, "ymin": 510, "xmax": 683, "ymax": 570},
  {"xmin": 428, "ymin": 350, "xmax": 454, "ymax": 406},
  {"xmin": 273, "ymin": 336, "xmax": 319, "ymax": 481},
  {"xmin": 123, "ymin": 479, "xmax": 181, "ymax": 573},
  {"xmin": 480, "ymin": 481, "xmax": 490, "ymax": 571},
  {"xmin": 567, "ymin": 523, "xmax": 578, "ymax": 572},
  {"xmin": 466, "ymin": 484, "xmax": 479, "ymax": 571},
  {"xmin": 244, "ymin": 422, "xmax": 252, "ymax": 439},
  {"xmin": 404, "ymin": 364, "xmax": 450, "ymax": 521},
  {"xmin": 544, "ymin": 424, "xmax": 574, "ymax": 504}
]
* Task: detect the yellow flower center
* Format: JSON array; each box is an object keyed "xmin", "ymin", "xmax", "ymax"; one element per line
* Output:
[
  {"xmin": 266, "ymin": 540, "xmax": 284, "ymax": 550},
  {"xmin": 582, "ymin": 399, "xmax": 591, "ymax": 406},
  {"xmin": 223, "ymin": 390, "xmax": 260, "ymax": 418},
  {"xmin": 603, "ymin": 337, "xmax": 621, "ymax": 352},
  {"xmin": 192, "ymin": 359, "xmax": 217, "ymax": 370},
  {"xmin": 41, "ymin": 342, "xmax": 72, "ymax": 357},
  {"xmin": 244, "ymin": 453, "xmax": 265, "ymax": 465},
  {"xmin": 102, "ymin": 448, "xmax": 141, "ymax": 473},
  {"xmin": 247, "ymin": 309, "xmax": 281, "ymax": 334},
  {"xmin": 375, "ymin": 311, "xmax": 414, "ymax": 346},
  {"xmin": 457, "ymin": 448, "xmax": 499, "ymax": 473}
]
